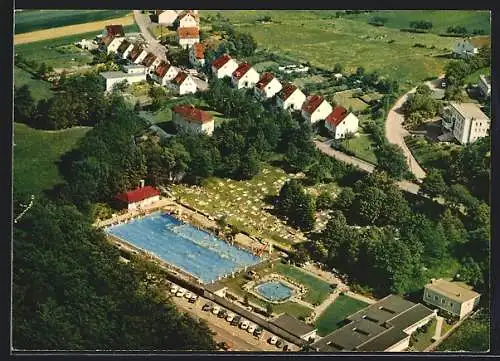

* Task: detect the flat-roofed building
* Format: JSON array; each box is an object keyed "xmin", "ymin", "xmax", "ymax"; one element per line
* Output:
[
  {"xmin": 442, "ymin": 102, "xmax": 490, "ymax": 144},
  {"xmin": 100, "ymin": 71, "xmax": 146, "ymax": 92},
  {"xmin": 270, "ymin": 314, "xmax": 318, "ymax": 342}
]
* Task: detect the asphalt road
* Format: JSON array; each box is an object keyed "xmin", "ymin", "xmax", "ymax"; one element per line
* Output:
[{"xmin": 133, "ymin": 10, "xmax": 167, "ymax": 61}]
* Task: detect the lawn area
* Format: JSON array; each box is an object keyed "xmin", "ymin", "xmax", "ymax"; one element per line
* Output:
[
  {"xmin": 340, "ymin": 133, "xmax": 378, "ymax": 165},
  {"xmin": 314, "ymin": 294, "xmax": 369, "ymax": 336},
  {"xmin": 14, "ymin": 65, "xmax": 54, "ymax": 101},
  {"xmin": 201, "ymin": 10, "xmax": 465, "ymax": 84},
  {"xmin": 463, "ymin": 67, "xmax": 490, "ymax": 85},
  {"xmin": 333, "ymin": 89, "xmax": 369, "ymax": 112},
  {"xmin": 252, "ymin": 61, "xmax": 279, "ymax": 72},
  {"xmin": 437, "ymin": 311, "xmax": 489, "ymax": 352},
  {"xmin": 13, "ymin": 123, "xmax": 91, "ymax": 196},
  {"xmin": 274, "ymin": 263, "xmax": 333, "ymax": 305},
  {"xmin": 170, "ymin": 163, "xmax": 340, "ymax": 247},
  {"xmin": 14, "ymin": 10, "xmax": 132, "ymax": 34},
  {"xmin": 410, "ymin": 318, "xmax": 437, "ymax": 351},
  {"xmin": 405, "ymin": 135, "xmax": 460, "ymax": 172},
  {"xmin": 293, "ymin": 75, "xmax": 328, "ymax": 88}
]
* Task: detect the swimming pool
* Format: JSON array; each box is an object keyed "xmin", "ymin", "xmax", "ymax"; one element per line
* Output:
[
  {"xmin": 255, "ymin": 280, "xmax": 294, "ymax": 302},
  {"xmin": 105, "ymin": 212, "xmax": 261, "ymax": 283}
]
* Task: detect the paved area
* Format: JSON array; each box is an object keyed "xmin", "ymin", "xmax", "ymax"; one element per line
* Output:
[
  {"xmin": 133, "ymin": 10, "xmax": 167, "ymax": 61},
  {"xmin": 432, "ymin": 316, "xmax": 444, "ymax": 341}
]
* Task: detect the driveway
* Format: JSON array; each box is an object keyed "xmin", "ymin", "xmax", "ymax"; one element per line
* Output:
[{"xmin": 133, "ymin": 10, "xmax": 167, "ymax": 61}]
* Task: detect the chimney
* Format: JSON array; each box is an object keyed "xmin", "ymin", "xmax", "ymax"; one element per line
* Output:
[{"xmin": 139, "ymin": 179, "xmax": 145, "ymax": 188}]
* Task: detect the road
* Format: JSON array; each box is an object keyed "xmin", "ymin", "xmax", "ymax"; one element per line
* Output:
[
  {"xmin": 133, "ymin": 10, "xmax": 167, "ymax": 61},
  {"xmin": 313, "ymin": 140, "xmax": 421, "ymax": 195}
]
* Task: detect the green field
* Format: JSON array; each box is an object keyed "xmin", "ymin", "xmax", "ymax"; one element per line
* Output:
[
  {"xmin": 201, "ymin": 10, "xmax": 487, "ymax": 84},
  {"xmin": 14, "ymin": 24, "xmax": 139, "ymax": 69},
  {"xmin": 333, "ymin": 89, "xmax": 369, "ymax": 112},
  {"xmin": 14, "ymin": 10, "xmax": 131, "ymax": 34},
  {"xmin": 410, "ymin": 318, "xmax": 437, "ymax": 351},
  {"xmin": 14, "ymin": 65, "xmax": 54, "ymax": 101},
  {"xmin": 463, "ymin": 67, "xmax": 490, "ymax": 85},
  {"xmin": 314, "ymin": 294, "xmax": 369, "ymax": 336},
  {"xmin": 340, "ymin": 133, "xmax": 378, "ymax": 164},
  {"xmin": 13, "ymin": 123, "xmax": 90, "ymax": 195}
]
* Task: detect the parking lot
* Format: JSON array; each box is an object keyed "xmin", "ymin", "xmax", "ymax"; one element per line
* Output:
[{"xmin": 167, "ymin": 284, "xmax": 299, "ymax": 352}]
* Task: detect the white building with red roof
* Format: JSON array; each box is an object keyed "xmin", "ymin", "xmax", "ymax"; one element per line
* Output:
[
  {"xmin": 114, "ymin": 184, "xmax": 161, "ymax": 211},
  {"xmin": 325, "ymin": 106, "xmax": 359, "ymax": 139},
  {"xmin": 254, "ymin": 72, "xmax": 282, "ymax": 100},
  {"xmin": 151, "ymin": 61, "xmax": 180, "ymax": 86},
  {"xmin": 141, "ymin": 53, "xmax": 162, "ymax": 74},
  {"xmin": 177, "ymin": 27, "xmax": 200, "ymax": 49},
  {"xmin": 102, "ymin": 24, "xmax": 125, "ymax": 38},
  {"xmin": 172, "ymin": 104, "xmax": 215, "ymax": 135},
  {"xmin": 102, "ymin": 35, "xmax": 126, "ymax": 55},
  {"xmin": 231, "ymin": 62, "xmax": 259, "ymax": 89},
  {"xmin": 168, "ymin": 71, "xmax": 197, "ymax": 95},
  {"xmin": 211, "ymin": 54, "xmax": 239, "ymax": 79},
  {"xmin": 189, "ymin": 43, "xmax": 206, "ymax": 68},
  {"xmin": 301, "ymin": 95, "xmax": 333, "ymax": 124},
  {"xmin": 276, "ymin": 82, "xmax": 306, "ymax": 111},
  {"xmin": 178, "ymin": 10, "xmax": 200, "ymax": 28},
  {"xmin": 130, "ymin": 46, "xmax": 148, "ymax": 64}
]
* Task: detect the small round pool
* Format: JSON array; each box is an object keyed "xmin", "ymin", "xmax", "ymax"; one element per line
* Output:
[{"xmin": 255, "ymin": 280, "xmax": 293, "ymax": 302}]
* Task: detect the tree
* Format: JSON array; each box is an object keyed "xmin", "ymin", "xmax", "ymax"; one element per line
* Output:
[
  {"xmin": 316, "ymin": 192, "xmax": 334, "ymax": 210},
  {"xmin": 266, "ymin": 303, "xmax": 273, "ymax": 317},
  {"xmin": 334, "ymin": 187, "xmax": 355, "ymax": 213},
  {"xmin": 276, "ymin": 180, "xmax": 315, "ymax": 231},
  {"xmin": 352, "ymin": 186, "xmax": 386, "ymax": 225},
  {"xmin": 14, "ymin": 85, "xmax": 36, "ymax": 124},
  {"xmin": 445, "ymin": 184, "xmax": 479, "ymax": 210},
  {"xmin": 420, "ymin": 169, "xmax": 447, "ymax": 198},
  {"xmin": 238, "ymin": 146, "xmax": 260, "ymax": 180},
  {"xmin": 333, "ymin": 63, "xmax": 343, "ymax": 73},
  {"xmin": 375, "ymin": 143, "xmax": 409, "ymax": 180},
  {"xmin": 457, "ymin": 257, "xmax": 484, "ymax": 288},
  {"xmin": 356, "ymin": 67, "xmax": 365, "ymax": 76},
  {"xmin": 244, "ymin": 294, "xmax": 249, "ymax": 306}
]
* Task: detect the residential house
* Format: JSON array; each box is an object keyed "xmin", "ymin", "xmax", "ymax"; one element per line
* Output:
[
  {"xmin": 453, "ymin": 36, "xmax": 490, "ymax": 58},
  {"xmin": 142, "ymin": 53, "xmax": 162, "ymax": 74},
  {"xmin": 130, "ymin": 46, "xmax": 148, "ymax": 64},
  {"xmin": 121, "ymin": 64, "xmax": 147, "ymax": 75},
  {"xmin": 254, "ymin": 72, "xmax": 282, "ymax": 100},
  {"xmin": 116, "ymin": 39, "xmax": 131, "ymax": 58},
  {"xmin": 103, "ymin": 24, "xmax": 125, "ymax": 38},
  {"xmin": 120, "ymin": 41, "xmax": 135, "ymax": 59},
  {"xmin": 270, "ymin": 314, "xmax": 318, "ymax": 342},
  {"xmin": 151, "ymin": 61, "xmax": 180, "ymax": 86},
  {"xmin": 423, "ymin": 279, "xmax": 480, "ymax": 320},
  {"xmin": 157, "ymin": 10, "xmax": 179, "ymax": 26},
  {"xmin": 478, "ymin": 75, "xmax": 491, "ymax": 97},
  {"xmin": 276, "ymin": 82, "xmax": 306, "ymax": 111},
  {"xmin": 231, "ymin": 62, "xmax": 259, "ymax": 89},
  {"xmin": 442, "ymin": 102, "xmax": 490, "ymax": 144},
  {"xmin": 189, "ymin": 43, "xmax": 205, "ymax": 68},
  {"xmin": 101, "ymin": 35, "xmax": 125, "ymax": 54},
  {"xmin": 172, "ymin": 104, "xmax": 215, "ymax": 135},
  {"xmin": 114, "ymin": 183, "xmax": 161, "ymax": 211},
  {"xmin": 301, "ymin": 95, "xmax": 333, "ymax": 124},
  {"xmin": 168, "ymin": 71, "xmax": 197, "ymax": 95},
  {"xmin": 177, "ymin": 27, "xmax": 200, "ymax": 49},
  {"xmin": 177, "ymin": 10, "xmax": 200, "ymax": 28},
  {"xmin": 100, "ymin": 70, "xmax": 147, "ymax": 92},
  {"xmin": 325, "ymin": 106, "xmax": 360, "ymax": 139},
  {"xmin": 312, "ymin": 295, "xmax": 436, "ymax": 352},
  {"xmin": 211, "ymin": 54, "xmax": 238, "ymax": 79}
]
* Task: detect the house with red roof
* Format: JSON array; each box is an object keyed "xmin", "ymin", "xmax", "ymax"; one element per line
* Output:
[
  {"xmin": 118, "ymin": 40, "xmax": 135, "ymax": 59},
  {"xmin": 189, "ymin": 43, "xmax": 206, "ymax": 68},
  {"xmin": 130, "ymin": 46, "xmax": 149, "ymax": 64},
  {"xmin": 151, "ymin": 61, "xmax": 180, "ymax": 86},
  {"xmin": 102, "ymin": 35, "xmax": 126, "ymax": 55},
  {"xmin": 177, "ymin": 10, "xmax": 200, "ymax": 28},
  {"xmin": 276, "ymin": 82, "xmax": 306, "ymax": 111},
  {"xmin": 177, "ymin": 27, "xmax": 200, "ymax": 49},
  {"xmin": 103, "ymin": 24, "xmax": 125, "ymax": 38},
  {"xmin": 325, "ymin": 106, "xmax": 360, "ymax": 139},
  {"xmin": 301, "ymin": 95, "xmax": 333, "ymax": 124},
  {"xmin": 141, "ymin": 53, "xmax": 162, "ymax": 74},
  {"xmin": 167, "ymin": 71, "xmax": 197, "ymax": 95},
  {"xmin": 254, "ymin": 72, "xmax": 282, "ymax": 100},
  {"xmin": 211, "ymin": 54, "xmax": 239, "ymax": 79},
  {"xmin": 114, "ymin": 183, "xmax": 161, "ymax": 211},
  {"xmin": 231, "ymin": 62, "xmax": 259, "ymax": 89},
  {"xmin": 172, "ymin": 104, "xmax": 215, "ymax": 135}
]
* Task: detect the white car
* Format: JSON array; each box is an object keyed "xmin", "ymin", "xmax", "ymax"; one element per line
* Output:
[
  {"xmin": 170, "ymin": 285, "xmax": 179, "ymax": 294},
  {"xmin": 226, "ymin": 313, "xmax": 235, "ymax": 322},
  {"xmin": 184, "ymin": 291, "xmax": 192, "ymax": 299},
  {"xmin": 176, "ymin": 289, "xmax": 186, "ymax": 297},
  {"xmin": 212, "ymin": 305, "xmax": 221, "ymax": 315},
  {"xmin": 240, "ymin": 320, "xmax": 249, "ymax": 330},
  {"xmin": 247, "ymin": 324, "xmax": 256, "ymax": 334},
  {"xmin": 269, "ymin": 335, "xmax": 278, "ymax": 345}
]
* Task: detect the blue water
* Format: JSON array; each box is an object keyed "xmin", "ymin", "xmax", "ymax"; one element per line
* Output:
[
  {"xmin": 105, "ymin": 212, "xmax": 261, "ymax": 283},
  {"xmin": 255, "ymin": 281, "xmax": 293, "ymax": 302}
]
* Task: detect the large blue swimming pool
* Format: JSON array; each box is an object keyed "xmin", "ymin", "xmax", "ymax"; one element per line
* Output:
[{"xmin": 105, "ymin": 212, "xmax": 261, "ymax": 283}]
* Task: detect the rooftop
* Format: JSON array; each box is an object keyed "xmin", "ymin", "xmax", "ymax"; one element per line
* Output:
[
  {"xmin": 128, "ymin": 44, "xmax": 144, "ymax": 61},
  {"xmin": 100, "ymin": 71, "xmax": 139, "ymax": 79},
  {"xmin": 212, "ymin": 54, "xmax": 233, "ymax": 70},
  {"xmin": 178, "ymin": 27, "xmax": 200, "ymax": 39},
  {"xmin": 255, "ymin": 72, "xmax": 277, "ymax": 90},
  {"xmin": 277, "ymin": 82, "xmax": 299, "ymax": 101},
  {"xmin": 192, "ymin": 43, "xmax": 205, "ymax": 59},
  {"xmin": 450, "ymin": 102, "xmax": 490, "ymax": 120},
  {"xmin": 270, "ymin": 313, "xmax": 316, "ymax": 338},
  {"xmin": 468, "ymin": 36, "xmax": 490, "ymax": 48},
  {"xmin": 172, "ymin": 71, "xmax": 189, "ymax": 85},
  {"xmin": 425, "ymin": 279, "xmax": 480, "ymax": 303},
  {"xmin": 302, "ymin": 95, "xmax": 326, "ymax": 114},
  {"xmin": 142, "ymin": 53, "xmax": 157, "ymax": 67},
  {"xmin": 115, "ymin": 186, "xmax": 160, "ymax": 204},
  {"xmin": 326, "ymin": 106, "xmax": 349, "ymax": 127},
  {"xmin": 172, "ymin": 104, "xmax": 213, "ymax": 124},
  {"xmin": 232, "ymin": 62, "xmax": 253, "ymax": 80}
]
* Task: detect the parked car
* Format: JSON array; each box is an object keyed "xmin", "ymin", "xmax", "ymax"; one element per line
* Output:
[
  {"xmin": 276, "ymin": 340, "xmax": 283, "ymax": 348},
  {"xmin": 253, "ymin": 327, "xmax": 263, "ymax": 337},
  {"xmin": 176, "ymin": 289, "xmax": 186, "ymax": 297},
  {"xmin": 240, "ymin": 320, "xmax": 249, "ymax": 330},
  {"xmin": 184, "ymin": 291, "xmax": 192, "ymax": 299},
  {"xmin": 188, "ymin": 295, "xmax": 198, "ymax": 303},
  {"xmin": 268, "ymin": 336, "xmax": 278, "ymax": 345},
  {"xmin": 202, "ymin": 303, "xmax": 213, "ymax": 312},
  {"xmin": 247, "ymin": 324, "xmax": 256, "ymax": 334},
  {"xmin": 226, "ymin": 313, "xmax": 235, "ymax": 322},
  {"xmin": 244, "ymin": 305, "xmax": 252, "ymax": 311},
  {"xmin": 231, "ymin": 315, "xmax": 241, "ymax": 326},
  {"xmin": 217, "ymin": 309, "xmax": 227, "ymax": 318},
  {"xmin": 212, "ymin": 305, "xmax": 221, "ymax": 315},
  {"xmin": 170, "ymin": 285, "xmax": 179, "ymax": 294}
]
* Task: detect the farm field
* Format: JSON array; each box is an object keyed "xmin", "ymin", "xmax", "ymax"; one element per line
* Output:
[
  {"xmin": 13, "ymin": 123, "xmax": 91, "ymax": 196},
  {"xmin": 14, "ymin": 14, "xmax": 135, "ymax": 45},
  {"xmin": 14, "ymin": 10, "xmax": 132, "ymax": 34},
  {"xmin": 314, "ymin": 294, "xmax": 369, "ymax": 336},
  {"xmin": 14, "ymin": 65, "xmax": 54, "ymax": 101},
  {"xmin": 201, "ymin": 10, "xmax": 481, "ymax": 85}
]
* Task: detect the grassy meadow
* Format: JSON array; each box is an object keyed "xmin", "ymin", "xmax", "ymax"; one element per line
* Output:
[{"xmin": 14, "ymin": 65, "xmax": 54, "ymax": 101}]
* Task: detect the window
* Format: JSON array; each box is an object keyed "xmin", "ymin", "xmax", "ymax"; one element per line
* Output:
[{"xmin": 434, "ymin": 295, "xmax": 438, "ymax": 301}]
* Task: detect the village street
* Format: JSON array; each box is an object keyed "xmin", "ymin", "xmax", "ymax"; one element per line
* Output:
[{"xmin": 133, "ymin": 10, "xmax": 168, "ymax": 61}]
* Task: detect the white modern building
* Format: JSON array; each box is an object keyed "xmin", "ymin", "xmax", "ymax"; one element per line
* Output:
[
  {"xmin": 100, "ymin": 71, "xmax": 146, "ymax": 92},
  {"xmin": 157, "ymin": 10, "xmax": 179, "ymax": 26},
  {"xmin": 442, "ymin": 102, "xmax": 490, "ymax": 144},
  {"xmin": 424, "ymin": 279, "xmax": 480, "ymax": 320},
  {"xmin": 478, "ymin": 75, "xmax": 491, "ymax": 97}
]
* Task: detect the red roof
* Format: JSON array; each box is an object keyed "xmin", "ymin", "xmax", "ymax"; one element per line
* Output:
[
  {"xmin": 101, "ymin": 35, "xmax": 115, "ymax": 47},
  {"xmin": 232, "ymin": 62, "xmax": 252, "ymax": 80},
  {"xmin": 115, "ymin": 186, "xmax": 160, "ymax": 204},
  {"xmin": 142, "ymin": 53, "xmax": 157, "ymax": 67},
  {"xmin": 106, "ymin": 25, "xmax": 124, "ymax": 37},
  {"xmin": 212, "ymin": 54, "xmax": 232, "ymax": 70},
  {"xmin": 192, "ymin": 43, "xmax": 205, "ymax": 59},
  {"xmin": 155, "ymin": 61, "xmax": 170, "ymax": 77},
  {"xmin": 302, "ymin": 95, "xmax": 325, "ymax": 114},
  {"xmin": 255, "ymin": 72, "xmax": 276, "ymax": 90},
  {"xmin": 278, "ymin": 82, "xmax": 298, "ymax": 101},
  {"xmin": 178, "ymin": 27, "xmax": 200, "ymax": 39},
  {"xmin": 326, "ymin": 106, "xmax": 349, "ymax": 127},
  {"xmin": 172, "ymin": 104, "xmax": 213, "ymax": 124},
  {"xmin": 172, "ymin": 71, "xmax": 188, "ymax": 85},
  {"xmin": 129, "ymin": 45, "xmax": 144, "ymax": 60}
]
